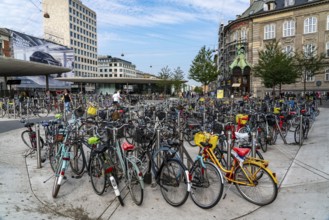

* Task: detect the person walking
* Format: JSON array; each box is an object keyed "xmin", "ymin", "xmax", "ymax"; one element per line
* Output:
[
  {"xmin": 112, "ymin": 90, "xmax": 121, "ymax": 106},
  {"xmin": 62, "ymin": 89, "xmax": 72, "ymax": 113}
]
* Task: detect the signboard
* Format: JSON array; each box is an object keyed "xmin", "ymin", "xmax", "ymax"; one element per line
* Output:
[
  {"xmin": 7, "ymin": 80, "xmax": 21, "ymax": 85},
  {"xmin": 217, "ymin": 89, "xmax": 224, "ymax": 99},
  {"xmin": 9, "ymin": 29, "xmax": 74, "ymax": 89}
]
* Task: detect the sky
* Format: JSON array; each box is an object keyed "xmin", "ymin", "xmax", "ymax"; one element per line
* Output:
[{"xmin": 0, "ymin": 0, "xmax": 250, "ymax": 86}]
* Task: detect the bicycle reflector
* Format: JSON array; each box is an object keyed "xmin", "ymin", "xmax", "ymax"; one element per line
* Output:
[{"xmin": 88, "ymin": 136, "xmax": 100, "ymax": 145}]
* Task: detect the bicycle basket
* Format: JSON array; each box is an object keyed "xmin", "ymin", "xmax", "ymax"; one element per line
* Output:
[
  {"xmin": 55, "ymin": 134, "xmax": 64, "ymax": 142},
  {"xmin": 111, "ymin": 111, "xmax": 121, "ymax": 121},
  {"xmin": 266, "ymin": 115, "xmax": 276, "ymax": 126},
  {"xmin": 194, "ymin": 132, "xmax": 218, "ymax": 149},
  {"xmin": 87, "ymin": 106, "xmax": 97, "ymax": 116},
  {"xmin": 236, "ymin": 114, "xmax": 249, "ymax": 125}
]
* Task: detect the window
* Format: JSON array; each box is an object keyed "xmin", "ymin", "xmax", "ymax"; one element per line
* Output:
[
  {"xmin": 241, "ymin": 29, "xmax": 247, "ymax": 40},
  {"xmin": 284, "ymin": 0, "xmax": 294, "ymax": 7},
  {"xmin": 264, "ymin": 24, "xmax": 276, "ymax": 40},
  {"xmin": 304, "ymin": 17, "xmax": 317, "ymax": 34},
  {"xmin": 304, "ymin": 44, "xmax": 316, "ymax": 58},
  {"xmin": 323, "ymin": 69, "xmax": 329, "ymax": 81},
  {"xmin": 305, "ymin": 72, "xmax": 315, "ymax": 82},
  {"xmin": 282, "ymin": 45, "xmax": 294, "ymax": 57},
  {"xmin": 283, "ymin": 20, "xmax": 295, "ymax": 37},
  {"xmin": 327, "ymin": 15, "xmax": 329, "ymax": 30},
  {"xmin": 326, "ymin": 42, "xmax": 329, "ymax": 57}
]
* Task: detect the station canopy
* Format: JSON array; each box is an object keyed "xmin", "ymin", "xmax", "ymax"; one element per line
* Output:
[
  {"xmin": 0, "ymin": 57, "xmax": 71, "ymax": 77},
  {"xmin": 55, "ymin": 77, "xmax": 187, "ymax": 84}
]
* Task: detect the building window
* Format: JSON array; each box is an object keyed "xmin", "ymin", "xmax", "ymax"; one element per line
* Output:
[
  {"xmin": 304, "ymin": 17, "xmax": 317, "ymax": 34},
  {"xmin": 325, "ymin": 69, "xmax": 329, "ymax": 81},
  {"xmin": 326, "ymin": 42, "xmax": 329, "ymax": 57},
  {"xmin": 284, "ymin": 0, "xmax": 295, "ymax": 7},
  {"xmin": 327, "ymin": 15, "xmax": 329, "ymax": 30},
  {"xmin": 283, "ymin": 20, "xmax": 295, "ymax": 37},
  {"xmin": 304, "ymin": 44, "xmax": 316, "ymax": 58},
  {"xmin": 241, "ymin": 29, "xmax": 247, "ymax": 40},
  {"xmin": 282, "ymin": 45, "xmax": 294, "ymax": 57},
  {"xmin": 305, "ymin": 72, "xmax": 315, "ymax": 82},
  {"xmin": 264, "ymin": 24, "xmax": 275, "ymax": 40}
]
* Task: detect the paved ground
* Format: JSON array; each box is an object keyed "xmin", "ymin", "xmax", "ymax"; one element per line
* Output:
[{"xmin": 0, "ymin": 108, "xmax": 329, "ymax": 220}]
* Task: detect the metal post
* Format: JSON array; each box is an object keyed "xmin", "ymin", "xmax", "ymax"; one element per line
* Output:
[
  {"xmin": 156, "ymin": 129, "xmax": 161, "ymax": 167},
  {"xmin": 227, "ymin": 130, "xmax": 232, "ymax": 170},
  {"xmin": 36, "ymin": 124, "xmax": 42, "ymax": 168},
  {"xmin": 129, "ymin": 105, "xmax": 132, "ymax": 120},
  {"xmin": 6, "ymin": 100, "xmax": 10, "ymax": 118},
  {"xmin": 203, "ymin": 111, "xmax": 206, "ymax": 131},
  {"xmin": 13, "ymin": 99, "xmax": 16, "ymax": 119},
  {"xmin": 26, "ymin": 98, "xmax": 30, "ymax": 119},
  {"xmin": 299, "ymin": 115, "xmax": 303, "ymax": 146},
  {"xmin": 251, "ymin": 131, "xmax": 256, "ymax": 158}
]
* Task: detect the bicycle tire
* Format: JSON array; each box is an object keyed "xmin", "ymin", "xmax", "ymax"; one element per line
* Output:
[
  {"xmin": 89, "ymin": 154, "xmax": 106, "ymax": 195},
  {"xmin": 159, "ymin": 159, "xmax": 189, "ymax": 207},
  {"xmin": 127, "ymin": 160, "xmax": 144, "ymax": 206},
  {"xmin": 257, "ymin": 126, "xmax": 268, "ymax": 153},
  {"xmin": 184, "ymin": 129, "xmax": 197, "ymax": 147},
  {"xmin": 190, "ymin": 161, "xmax": 224, "ymax": 209},
  {"xmin": 69, "ymin": 143, "xmax": 86, "ymax": 175},
  {"xmin": 234, "ymin": 162, "xmax": 278, "ymax": 206},
  {"xmin": 36, "ymin": 106, "xmax": 49, "ymax": 118},
  {"xmin": 49, "ymin": 142, "xmax": 60, "ymax": 173},
  {"xmin": 21, "ymin": 131, "xmax": 44, "ymax": 150}
]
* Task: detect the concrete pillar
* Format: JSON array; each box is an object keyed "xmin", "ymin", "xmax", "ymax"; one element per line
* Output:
[{"xmin": 45, "ymin": 75, "xmax": 49, "ymax": 91}]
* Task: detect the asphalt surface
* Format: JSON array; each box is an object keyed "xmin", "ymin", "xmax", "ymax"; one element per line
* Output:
[{"xmin": 0, "ymin": 106, "xmax": 329, "ymax": 220}]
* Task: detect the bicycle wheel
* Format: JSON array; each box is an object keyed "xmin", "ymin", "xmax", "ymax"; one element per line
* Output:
[
  {"xmin": 190, "ymin": 161, "xmax": 224, "ymax": 209},
  {"xmin": 49, "ymin": 142, "xmax": 61, "ymax": 173},
  {"xmin": 89, "ymin": 154, "xmax": 106, "ymax": 195},
  {"xmin": 127, "ymin": 160, "xmax": 144, "ymax": 206},
  {"xmin": 268, "ymin": 126, "xmax": 278, "ymax": 145},
  {"xmin": 21, "ymin": 131, "xmax": 44, "ymax": 150},
  {"xmin": 159, "ymin": 159, "xmax": 189, "ymax": 207},
  {"xmin": 294, "ymin": 125, "xmax": 306, "ymax": 145},
  {"xmin": 257, "ymin": 127, "xmax": 267, "ymax": 153},
  {"xmin": 183, "ymin": 129, "xmax": 197, "ymax": 147},
  {"xmin": 69, "ymin": 143, "xmax": 86, "ymax": 175},
  {"xmin": 36, "ymin": 106, "xmax": 49, "ymax": 118},
  {"xmin": 234, "ymin": 162, "xmax": 278, "ymax": 206}
]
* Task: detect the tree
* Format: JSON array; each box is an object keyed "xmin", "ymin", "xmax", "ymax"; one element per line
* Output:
[
  {"xmin": 253, "ymin": 41, "xmax": 298, "ymax": 95},
  {"xmin": 194, "ymin": 86, "xmax": 203, "ymax": 94},
  {"xmin": 157, "ymin": 65, "xmax": 173, "ymax": 94},
  {"xmin": 172, "ymin": 67, "xmax": 185, "ymax": 94},
  {"xmin": 294, "ymin": 47, "xmax": 326, "ymax": 94},
  {"xmin": 189, "ymin": 46, "xmax": 219, "ymax": 92}
]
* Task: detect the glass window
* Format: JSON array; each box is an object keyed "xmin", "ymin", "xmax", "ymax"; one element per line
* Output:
[
  {"xmin": 282, "ymin": 45, "xmax": 294, "ymax": 57},
  {"xmin": 325, "ymin": 69, "xmax": 329, "ymax": 81},
  {"xmin": 264, "ymin": 24, "xmax": 276, "ymax": 40},
  {"xmin": 304, "ymin": 17, "xmax": 317, "ymax": 34},
  {"xmin": 327, "ymin": 15, "xmax": 329, "ymax": 30},
  {"xmin": 304, "ymin": 44, "xmax": 316, "ymax": 58},
  {"xmin": 305, "ymin": 72, "xmax": 315, "ymax": 82},
  {"xmin": 326, "ymin": 42, "xmax": 329, "ymax": 57},
  {"xmin": 284, "ymin": 0, "xmax": 295, "ymax": 7},
  {"xmin": 241, "ymin": 29, "xmax": 247, "ymax": 40},
  {"xmin": 283, "ymin": 20, "xmax": 295, "ymax": 37}
]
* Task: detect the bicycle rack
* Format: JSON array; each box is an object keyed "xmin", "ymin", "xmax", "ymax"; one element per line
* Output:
[{"xmin": 35, "ymin": 124, "xmax": 42, "ymax": 169}]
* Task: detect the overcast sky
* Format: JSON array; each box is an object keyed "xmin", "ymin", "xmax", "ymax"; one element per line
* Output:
[{"xmin": 0, "ymin": 0, "xmax": 250, "ymax": 86}]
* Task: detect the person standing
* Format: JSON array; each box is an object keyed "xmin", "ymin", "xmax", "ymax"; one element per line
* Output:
[
  {"xmin": 112, "ymin": 90, "xmax": 121, "ymax": 105},
  {"xmin": 62, "ymin": 89, "xmax": 72, "ymax": 113}
]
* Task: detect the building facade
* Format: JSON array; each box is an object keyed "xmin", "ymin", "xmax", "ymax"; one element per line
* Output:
[
  {"xmin": 43, "ymin": 0, "xmax": 97, "ymax": 77},
  {"xmin": 0, "ymin": 28, "xmax": 11, "ymax": 57},
  {"xmin": 218, "ymin": 0, "xmax": 329, "ymax": 97},
  {"xmin": 98, "ymin": 56, "xmax": 137, "ymax": 78}
]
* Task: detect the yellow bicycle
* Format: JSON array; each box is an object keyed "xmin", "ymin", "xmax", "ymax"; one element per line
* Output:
[{"xmin": 194, "ymin": 132, "xmax": 278, "ymax": 206}]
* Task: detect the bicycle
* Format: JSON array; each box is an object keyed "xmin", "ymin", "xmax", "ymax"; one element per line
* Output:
[
  {"xmin": 106, "ymin": 123, "xmax": 144, "ymax": 206},
  {"xmin": 195, "ymin": 131, "xmax": 278, "ymax": 206},
  {"xmin": 20, "ymin": 120, "xmax": 45, "ymax": 151}
]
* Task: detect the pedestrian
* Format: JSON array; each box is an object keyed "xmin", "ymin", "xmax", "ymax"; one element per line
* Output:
[
  {"xmin": 112, "ymin": 90, "xmax": 121, "ymax": 105},
  {"xmin": 62, "ymin": 89, "xmax": 72, "ymax": 113}
]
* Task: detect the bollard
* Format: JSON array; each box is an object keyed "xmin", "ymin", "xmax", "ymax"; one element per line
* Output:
[
  {"xmin": 227, "ymin": 130, "xmax": 232, "ymax": 170},
  {"xmin": 27, "ymin": 98, "xmax": 30, "ymax": 119},
  {"xmin": 13, "ymin": 100, "xmax": 16, "ymax": 119},
  {"xmin": 203, "ymin": 111, "xmax": 206, "ymax": 131},
  {"xmin": 36, "ymin": 124, "xmax": 42, "ymax": 168},
  {"xmin": 6, "ymin": 100, "xmax": 10, "ymax": 118},
  {"xmin": 129, "ymin": 105, "xmax": 132, "ymax": 120},
  {"xmin": 251, "ymin": 131, "xmax": 256, "ymax": 158},
  {"xmin": 299, "ymin": 115, "xmax": 303, "ymax": 146}
]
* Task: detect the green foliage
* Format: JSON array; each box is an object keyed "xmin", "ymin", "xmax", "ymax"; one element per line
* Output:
[
  {"xmin": 189, "ymin": 46, "xmax": 219, "ymax": 89},
  {"xmin": 294, "ymin": 48, "xmax": 326, "ymax": 93},
  {"xmin": 194, "ymin": 86, "xmax": 203, "ymax": 94},
  {"xmin": 253, "ymin": 41, "xmax": 298, "ymax": 92},
  {"xmin": 172, "ymin": 67, "xmax": 185, "ymax": 93},
  {"xmin": 157, "ymin": 65, "xmax": 173, "ymax": 93}
]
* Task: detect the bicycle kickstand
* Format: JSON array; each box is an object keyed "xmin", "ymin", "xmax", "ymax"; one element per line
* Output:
[{"xmin": 223, "ymin": 182, "xmax": 234, "ymax": 200}]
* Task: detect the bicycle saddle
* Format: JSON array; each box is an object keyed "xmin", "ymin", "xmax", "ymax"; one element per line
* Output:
[
  {"xmin": 122, "ymin": 142, "xmax": 135, "ymax": 151},
  {"xmin": 24, "ymin": 122, "xmax": 34, "ymax": 128}
]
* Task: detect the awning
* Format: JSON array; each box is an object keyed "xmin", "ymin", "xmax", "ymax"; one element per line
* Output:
[
  {"xmin": 55, "ymin": 77, "xmax": 187, "ymax": 84},
  {"xmin": 0, "ymin": 57, "xmax": 71, "ymax": 77},
  {"xmin": 232, "ymin": 83, "xmax": 241, "ymax": 87}
]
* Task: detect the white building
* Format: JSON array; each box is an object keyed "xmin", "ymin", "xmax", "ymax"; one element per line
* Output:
[
  {"xmin": 98, "ymin": 56, "xmax": 137, "ymax": 78},
  {"xmin": 43, "ymin": 0, "xmax": 97, "ymax": 77}
]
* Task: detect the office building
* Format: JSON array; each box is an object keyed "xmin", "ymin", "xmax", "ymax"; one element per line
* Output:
[
  {"xmin": 43, "ymin": 0, "xmax": 97, "ymax": 77},
  {"xmin": 98, "ymin": 56, "xmax": 137, "ymax": 78}
]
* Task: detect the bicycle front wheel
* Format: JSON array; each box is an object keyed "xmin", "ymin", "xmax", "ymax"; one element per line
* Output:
[
  {"xmin": 159, "ymin": 159, "xmax": 189, "ymax": 207},
  {"xmin": 49, "ymin": 142, "xmax": 60, "ymax": 173},
  {"xmin": 89, "ymin": 154, "xmax": 106, "ymax": 195},
  {"xmin": 234, "ymin": 162, "xmax": 278, "ymax": 206},
  {"xmin": 69, "ymin": 143, "xmax": 85, "ymax": 175},
  {"xmin": 127, "ymin": 160, "xmax": 144, "ymax": 206},
  {"xmin": 190, "ymin": 161, "xmax": 224, "ymax": 209}
]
